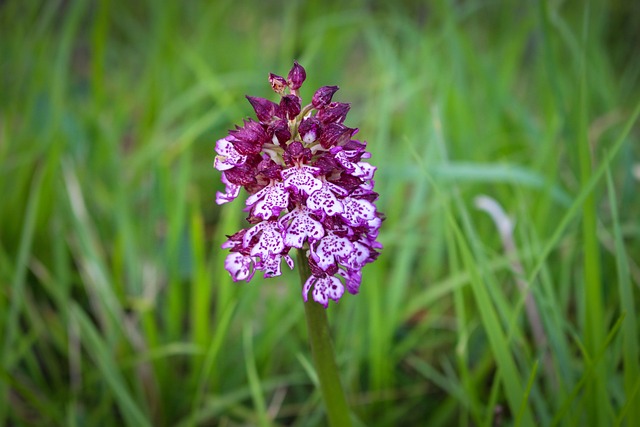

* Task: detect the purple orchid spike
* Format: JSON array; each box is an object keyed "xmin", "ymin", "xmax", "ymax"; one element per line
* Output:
[{"xmin": 214, "ymin": 62, "xmax": 383, "ymax": 307}]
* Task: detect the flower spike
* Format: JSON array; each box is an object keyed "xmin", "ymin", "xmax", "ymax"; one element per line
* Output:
[{"xmin": 214, "ymin": 62, "xmax": 383, "ymax": 307}]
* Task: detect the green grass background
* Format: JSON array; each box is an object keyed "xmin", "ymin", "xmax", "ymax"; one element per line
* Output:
[{"xmin": 1, "ymin": 0, "xmax": 639, "ymax": 426}]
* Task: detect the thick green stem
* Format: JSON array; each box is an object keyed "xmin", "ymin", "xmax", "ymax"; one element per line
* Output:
[{"xmin": 297, "ymin": 250, "xmax": 352, "ymax": 427}]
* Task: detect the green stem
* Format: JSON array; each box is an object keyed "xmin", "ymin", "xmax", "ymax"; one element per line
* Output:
[{"xmin": 297, "ymin": 250, "xmax": 352, "ymax": 427}]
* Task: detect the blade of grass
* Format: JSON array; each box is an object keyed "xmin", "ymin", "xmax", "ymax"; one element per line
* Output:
[
  {"xmin": 526, "ymin": 96, "xmax": 640, "ymax": 286},
  {"xmin": 0, "ymin": 166, "xmax": 44, "ymax": 424},
  {"xmin": 606, "ymin": 168, "xmax": 639, "ymax": 426},
  {"xmin": 243, "ymin": 324, "xmax": 271, "ymax": 427},
  {"xmin": 71, "ymin": 304, "xmax": 152, "ymax": 427},
  {"xmin": 576, "ymin": 5, "xmax": 610, "ymax": 424},
  {"xmin": 190, "ymin": 300, "xmax": 237, "ymax": 427},
  {"xmin": 550, "ymin": 314, "xmax": 624, "ymax": 427}
]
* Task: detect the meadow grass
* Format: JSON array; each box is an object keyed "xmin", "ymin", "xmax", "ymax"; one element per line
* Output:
[{"xmin": 1, "ymin": 1, "xmax": 639, "ymax": 426}]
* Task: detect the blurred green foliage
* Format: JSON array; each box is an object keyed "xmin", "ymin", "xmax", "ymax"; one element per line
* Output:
[{"xmin": 1, "ymin": 0, "xmax": 639, "ymax": 426}]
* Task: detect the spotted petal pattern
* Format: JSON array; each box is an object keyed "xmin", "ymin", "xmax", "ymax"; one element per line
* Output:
[
  {"xmin": 282, "ymin": 165, "xmax": 322, "ymax": 195},
  {"xmin": 303, "ymin": 274, "xmax": 345, "ymax": 308},
  {"xmin": 246, "ymin": 182, "xmax": 289, "ymax": 220},
  {"xmin": 224, "ymin": 252, "xmax": 254, "ymax": 281},
  {"xmin": 243, "ymin": 221, "xmax": 285, "ymax": 258},
  {"xmin": 214, "ymin": 61, "xmax": 383, "ymax": 307},
  {"xmin": 279, "ymin": 207, "xmax": 325, "ymax": 248},
  {"xmin": 340, "ymin": 197, "xmax": 376, "ymax": 226},
  {"xmin": 216, "ymin": 173, "xmax": 241, "ymax": 205},
  {"xmin": 344, "ymin": 240, "xmax": 371, "ymax": 269},
  {"xmin": 258, "ymin": 254, "xmax": 294, "ymax": 278},
  {"xmin": 312, "ymin": 233, "xmax": 355, "ymax": 270},
  {"xmin": 306, "ymin": 183, "xmax": 345, "ymax": 217},
  {"xmin": 214, "ymin": 137, "xmax": 246, "ymax": 171}
]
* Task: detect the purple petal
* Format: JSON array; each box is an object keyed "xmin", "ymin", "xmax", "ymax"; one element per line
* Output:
[
  {"xmin": 340, "ymin": 197, "xmax": 376, "ymax": 226},
  {"xmin": 317, "ymin": 123, "xmax": 355, "ymax": 149},
  {"xmin": 299, "ymin": 117, "xmax": 321, "ymax": 144},
  {"xmin": 269, "ymin": 73, "xmax": 288, "ymax": 93},
  {"xmin": 221, "ymin": 229, "xmax": 247, "ymax": 249},
  {"xmin": 283, "ymin": 141, "xmax": 313, "ymax": 165},
  {"xmin": 312, "ymin": 233, "xmax": 355, "ymax": 270},
  {"xmin": 224, "ymin": 252, "xmax": 254, "ymax": 281},
  {"xmin": 280, "ymin": 207, "xmax": 325, "ymax": 248},
  {"xmin": 312, "ymin": 85, "xmax": 339, "ymax": 109},
  {"xmin": 246, "ymin": 182, "xmax": 289, "ymax": 220},
  {"xmin": 287, "ymin": 61, "xmax": 306, "ymax": 90},
  {"xmin": 268, "ymin": 119, "xmax": 291, "ymax": 145},
  {"xmin": 316, "ymin": 102, "xmax": 350, "ymax": 124},
  {"xmin": 280, "ymin": 95, "xmax": 301, "ymax": 120},
  {"xmin": 282, "ymin": 165, "xmax": 322, "ymax": 196},
  {"xmin": 246, "ymin": 96, "xmax": 280, "ymax": 123},
  {"xmin": 229, "ymin": 119, "xmax": 270, "ymax": 154}
]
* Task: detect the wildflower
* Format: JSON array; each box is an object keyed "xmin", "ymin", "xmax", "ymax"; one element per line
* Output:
[{"xmin": 214, "ymin": 62, "xmax": 383, "ymax": 307}]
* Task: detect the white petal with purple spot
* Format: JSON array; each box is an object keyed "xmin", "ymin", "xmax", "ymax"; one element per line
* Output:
[
  {"xmin": 312, "ymin": 233, "xmax": 355, "ymax": 270},
  {"xmin": 214, "ymin": 137, "xmax": 246, "ymax": 171},
  {"xmin": 302, "ymin": 275, "xmax": 344, "ymax": 308},
  {"xmin": 353, "ymin": 162, "xmax": 376, "ymax": 180},
  {"xmin": 280, "ymin": 207, "xmax": 325, "ymax": 248},
  {"xmin": 259, "ymin": 254, "xmax": 283, "ymax": 278},
  {"xmin": 307, "ymin": 184, "xmax": 345, "ymax": 217},
  {"xmin": 246, "ymin": 182, "xmax": 289, "ymax": 220},
  {"xmin": 345, "ymin": 241, "xmax": 370, "ymax": 269},
  {"xmin": 282, "ymin": 165, "xmax": 322, "ymax": 195},
  {"xmin": 216, "ymin": 173, "xmax": 241, "ymax": 205},
  {"xmin": 284, "ymin": 254, "xmax": 294, "ymax": 269},
  {"xmin": 243, "ymin": 221, "xmax": 285, "ymax": 259},
  {"xmin": 224, "ymin": 252, "xmax": 254, "ymax": 281},
  {"xmin": 340, "ymin": 197, "xmax": 376, "ymax": 226},
  {"xmin": 333, "ymin": 150, "xmax": 356, "ymax": 173},
  {"xmin": 338, "ymin": 268, "xmax": 362, "ymax": 295}
]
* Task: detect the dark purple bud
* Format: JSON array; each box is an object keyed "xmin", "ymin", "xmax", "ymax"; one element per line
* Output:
[
  {"xmin": 316, "ymin": 102, "xmax": 351, "ymax": 124},
  {"xmin": 280, "ymin": 95, "xmax": 301, "ymax": 120},
  {"xmin": 269, "ymin": 73, "xmax": 288, "ymax": 94},
  {"xmin": 287, "ymin": 61, "xmax": 306, "ymax": 90},
  {"xmin": 328, "ymin": 172, "xmax": 362, "ymax": 193},
  {"xmin": 308, "ymin": 257, "xmax": 337, "ymax": 277},
  {"xmin": 356, "ymin": 190, "xmax": 379, "ymax": 203},
  {"xmin": 317, "ymin": 123, "xmax": 356, "ymax": 149},
  {"xmin": 283, "ymin": 141, "xmax": 312, "ymax": 165},
  {"xmin": 229, "ymin": 120, "xmax": 270, "ymax": 155},
  {"xmin": 223, "ymin": 161, "xmax": 257, "ymax": 186},
  {"xmin": 313, "ymin": 153, "xmax": 339, "ymax": 175},
  {"xmin": 287, "ymin": 190, "xmax": 306, "ymax": 209},
  {"xmin": 298, "ymin": 117, "xmax": 322, "ymax": 143},
  {"xmin": 343, "ymin": 139, "xmax": 366, "ymax": 153},
  {"xmin": 246, "ymin": 96, "xmax": 280, "ymax": 123},
  {"xmin": 222, "ymin": 229, "xmax": 248, "ymax": 250},
  {"xmin": 312, "ymin": 85, "xmax": 339, "ymax": 109},
  {"xmin": 256, "ymin": 157, "xmax": 283, "ymax": 180},
  {"xmin": 268, "ymin": 119, "xmax": 291, "ymax": 145}
]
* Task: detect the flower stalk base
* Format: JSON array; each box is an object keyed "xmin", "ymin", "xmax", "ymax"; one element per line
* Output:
[{"xmin": 298, "ymin": 249, "xmax": 353, "ymax": 427}]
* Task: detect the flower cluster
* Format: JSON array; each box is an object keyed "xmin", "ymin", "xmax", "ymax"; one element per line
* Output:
[{"xmin": 214, "ymin": 62, "xmax": 382, "ymax": 308}]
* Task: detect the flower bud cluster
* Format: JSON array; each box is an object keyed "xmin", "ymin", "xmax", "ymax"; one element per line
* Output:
[{"xmin": 214, "ymin": 62, "xmax": 382, "ymax": 307}]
